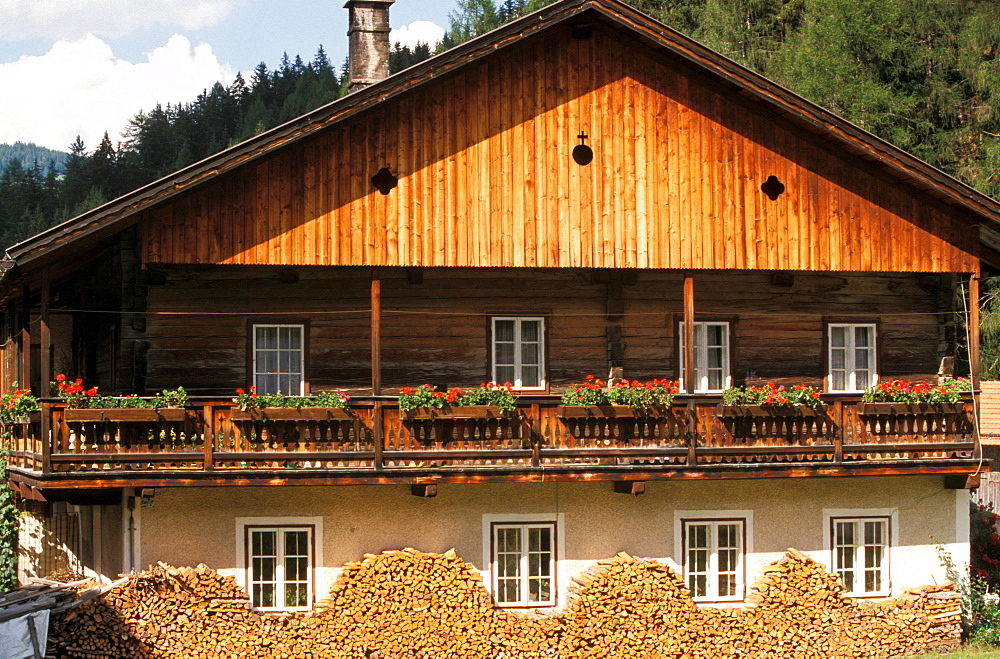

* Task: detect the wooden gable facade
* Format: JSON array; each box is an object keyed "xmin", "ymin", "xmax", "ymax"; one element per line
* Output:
[
  {"xmin": 0, "ymin": 0, "xmax": 992, "ymax": 493},
  {"xmin": 135, "ymin": 12, "xmax": 979, "ymax": 273}
]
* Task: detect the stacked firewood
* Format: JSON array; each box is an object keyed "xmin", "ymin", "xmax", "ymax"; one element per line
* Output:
[{"xmin": 48, "ymin": 549, "xmax": 961, "ymax": 659}]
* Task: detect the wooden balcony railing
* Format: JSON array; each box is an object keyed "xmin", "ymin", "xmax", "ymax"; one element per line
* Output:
[{"xmin": 2, "ymin": 396, "xmax": 978, "ymax": 481}]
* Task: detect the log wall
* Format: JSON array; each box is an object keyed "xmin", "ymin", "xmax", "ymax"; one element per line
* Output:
[
  {"xmin": 48, "ymin": 550, "xmax": 961, "ymax": 658},
  {"xmin": 137, "ymin": 21, "xmax": 978, "ymax": 273},
  {"xmin": 134, "ymin": 266, "xmax": 956, "ymax": 395}
]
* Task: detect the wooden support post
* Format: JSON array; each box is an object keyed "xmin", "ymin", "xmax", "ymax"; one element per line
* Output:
[
  {"xmin": 970, "ymin": 272, "xmax": 981, "ymax": 390},
  {"xmin": 613, "ymin": 481, "xmax": 645, "ymax": 496},
  {"xmin": 40, "ymin": 404, "xmax": 51, "ymax": 474},
  {"xmin": 371, "ymin": 270, "xmax": 382, "ymax": 396},
  {"xmin": 373, "ymin": 402, "xmax": 384, "ymax": 471},
  {"xmin": 410, "ymin": 483, "xmax": 438, "ymax": 498},
  {"xmin": 530, "ymin": 403, "xmax": 541, "ymax": 468},
  {"xmin": 686, "ymin": 399, "xmax": 697, "ymax": 467},
  {"xmin": 683, "ymin": 273, "xmax": 695, "ymax": 394},
  {"xmin": 39, "ymin": 271, "xmax": 51, "ymax": 474},
  {"xmin": 20, "ymin": 285, "xmax": 30, "ymax": 393},
  {"xmin": 833, "ymin": 400, "xmax": 844, "ymax": 464},
  {"xmin": 371, "ymin": 270, "xmax": 384, "ymax": 471},
  {"xmin": 202, "ymin": 404, "xmax": 215, "ymax": 471},
  {"xmin": 39, "ymin": 269, "xmax": 51, "ymax": 392},
  {"xmin": 606, "ymin": 273, "xmax": 625, "ymax": 371}
]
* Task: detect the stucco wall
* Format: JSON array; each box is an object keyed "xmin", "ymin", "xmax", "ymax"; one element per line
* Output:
[{"xmin": 137, "ymin": 475, "xmax": 968, "ymax": 606}]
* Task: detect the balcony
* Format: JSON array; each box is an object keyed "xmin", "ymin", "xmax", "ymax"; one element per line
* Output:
[{"xmin": 4, "ymin": 395, "xmax": 979, "ymax": 491}]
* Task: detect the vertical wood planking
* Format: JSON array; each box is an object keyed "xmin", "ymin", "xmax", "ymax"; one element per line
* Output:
[{"xmin": 135, "ymin": 30, "xmax": 980, "ymax": 275}]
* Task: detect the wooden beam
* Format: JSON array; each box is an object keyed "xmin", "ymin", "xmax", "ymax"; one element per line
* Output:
[
  {"xmin": 410, "ymin": 483, "xmax": 438, "ymax": 498},
  {"xmin": 39, "ymin": 268, "xmax": 51, "ymax": 390},
  {"xmin": 10, "ymin": 461, "xmax": 982, "ymax": 490},
  {"xmin": 20, "ymin": 285, "xmax": 30, "ymax": 393},
  {"xmin": 371, "ymin": 270, "xmax": 384, "ymax": 472},
  {"xmin": 970, "ymin": 272, "xmax": 981, "ymax": 390},
  {"xmin": 613, "ymin": 480, "xmax": 645, "ymax": 496},
  {"xmin": 945, "ymin": 473, "xmax": 980, "ymax": 490},
  {"xmin": 683, "ymin": 273, "xmax": 695, "ymax": 393},
  {"xmin": 371, "ymin": 270, "xmax": 381, "ymax": 396}
]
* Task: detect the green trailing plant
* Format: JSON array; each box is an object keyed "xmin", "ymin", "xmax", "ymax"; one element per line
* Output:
[
  {"xmin": 861, "ymin": 377, "xmax": 972, "ymax": 404},
  {"xmin": 233, "ymin": 386, "xmax": 350, "ymax": 410},
  {"xmin": 0, "ymin": 384, "xmax": 33, "ymax": 592},
  {"xmin": 0, "ymin": 449, "xmax": 17, "ymax": 592},
  {"xmin": 398, "ymin": 383, "xmax": 519, "ymax": 413},
  {"xmin": 722, "ymin": 382, "xmax": 824, "ymax": 409},
  {"xmin": 560, "ymin": 375, "xmax": 680, "ymax": 408}
]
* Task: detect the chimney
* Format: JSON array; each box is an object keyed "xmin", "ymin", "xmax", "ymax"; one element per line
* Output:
[{"xmin": 344, "ymin": 0, "xmax": 395, "ymax": 93}]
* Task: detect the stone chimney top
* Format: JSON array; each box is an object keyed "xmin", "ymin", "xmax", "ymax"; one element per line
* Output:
[{"xmin": 344, "ymin": 0, "xmax": 395, "ymax": 93}]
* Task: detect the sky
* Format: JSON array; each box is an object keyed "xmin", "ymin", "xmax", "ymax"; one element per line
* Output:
[{"xmin": 0, "ymin": 0, "xmax": 456, "ymax": 153}]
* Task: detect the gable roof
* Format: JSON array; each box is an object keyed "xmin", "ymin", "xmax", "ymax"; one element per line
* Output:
[{"xmin": 7, "ymin": 0, "xmax": 1000, "ymax": 271}]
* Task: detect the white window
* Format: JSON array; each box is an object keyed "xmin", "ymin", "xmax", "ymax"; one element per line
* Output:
[
  {"xmin": 245, "ymin": 525, "xmax": 314, "ymax": 610},
  {"xmin": 832, "ymin": 517, "xmax": 889, "ymax": 596},
  {"xmin": 682, "ymin": 518, "xmax": 745, "ymax": 601},
  {"xmin": 678, "ymin": 322, "xmax": 731, "ymax": 392},
  {"xmin": 253, "ymin": 324, "xmax": 305, "ymax": 395},
  {"xmin": 828, "ymin": 323, "xmax": 877, "ymax": 392},
  {"xmin": 492, "ymin": 317, "xmax": 545, "ymax": 390},
  {"xmin": 491, "ymin": 521, "xmax": 556, "ymax": 607}
]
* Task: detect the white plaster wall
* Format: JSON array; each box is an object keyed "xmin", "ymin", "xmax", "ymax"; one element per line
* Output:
[{"xmin": 138, "ymin": 475, "xmax": 966, "ymax": 606}]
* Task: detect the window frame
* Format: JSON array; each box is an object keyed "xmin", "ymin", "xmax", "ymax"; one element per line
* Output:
[
  {"xmin": 824, "ymin": 320, "xmax": 879, "ymax": 393},
  {"xmin": 235, "ymin": 516, "xmax": 323, "ymax": 612},
  {"xmin": 678, "ymin": 516, "xmax": 748, "ymax": 602},
  {"xmin": 829, "ymin": 516, "xmax": 891, "ymax": 597},
  {"xmin": 249, "ymin": 321, "xmax": 309, "ymax": 395},
  {"xmin": 489, "ymin": 316, "xmax": 547, "ymax": 391},
  {"xmin": 823, "ymin": 508, "xmax": 900, "ymax": 598},
  {"xmin": 482, "ymin": 513, "xmax": 564, "ymax": 609},
  {"xmin": 676, "ymin": 320, "xmax": 733, "ymax": 393}
]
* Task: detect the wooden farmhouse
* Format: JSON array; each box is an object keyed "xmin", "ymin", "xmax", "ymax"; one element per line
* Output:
[{"xmin": 2, "ymin": 0, "xmax": 997, "ymax": 615}]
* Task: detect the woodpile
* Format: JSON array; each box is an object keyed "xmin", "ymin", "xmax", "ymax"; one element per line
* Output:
[{"xmin": 47, "ymin": 549, "xmax": 961, "ymax": 659}]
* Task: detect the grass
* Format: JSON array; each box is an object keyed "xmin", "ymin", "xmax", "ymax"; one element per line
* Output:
[{"xmin": 902, "ymin": 647, "xmax": 1000, "ymax": 658}]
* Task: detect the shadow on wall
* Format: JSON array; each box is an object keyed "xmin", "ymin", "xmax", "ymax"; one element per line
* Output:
[
  {"xmin": 18, "ymin": 511, "xmax": 85, "ymax": 582},
  {"xmin": 47, "ymin": 547, "xmax": 961, "ymax": 658}
]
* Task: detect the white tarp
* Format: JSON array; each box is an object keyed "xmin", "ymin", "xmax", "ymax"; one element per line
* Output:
[{"xmin": 0, "ymin": 609, "xmax": 49, "ymax": 659}]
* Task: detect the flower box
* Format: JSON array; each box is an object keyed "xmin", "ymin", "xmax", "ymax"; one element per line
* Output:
[
  {"xmin": 8, "ymin": 411, "xmax": 40, "ymax": 425},
  {"xmin": 405, "ymin": 405, "xmax": 502, "ymax": 420},
  {"xmin": 230, "ymin": 407, "xmax": 353, "ymax": 422},
  {"xmin": 62, "ymin": 408, "xmax": 188, "ymax": 423},
  {"xmin": 718, "ymin": 404, "xmax": 823, "ymax": 418},
  {"xmin": 557, "ymin": 405, "xmax": 641, "ymax": 418},
  {"xmin": 859, "ymin": 402, "xmax": 965, "ymax": 416}
]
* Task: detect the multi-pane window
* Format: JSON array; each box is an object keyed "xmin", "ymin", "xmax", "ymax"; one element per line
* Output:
[
  {"xmin": 492, "ymin": 317, "xmax": 545, "ymax": 390},
  {"xmin": 253, "ymin": 324, "xmax": 304, "ymax": 395},
  {"xmin": 683, "ymin": 519, "xmax": 744, "ymax": 600},
  {"xmin": 492, "ymin": 522, "xmax": 555, "ymax": 607},
  {"xmin": 678, "ymin": 322, "xmax": 731, "ymax": 392},
  {"xmin": 828, "ymin": 323, "xmax": 877, "ymax": 392},
  {"xmin": 247, "ymin": 526, "xmax": 312, "ymax": 610},
  {"xmin": 833, "ymin": 517, "xmax": 889, "ymax": 595}
]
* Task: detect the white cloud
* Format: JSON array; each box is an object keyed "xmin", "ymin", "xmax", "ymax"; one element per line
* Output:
[
  {"xmin": 0, "ymin": 34, "xmax": 235, "ymax": 151},
  {"xmin": 0, "ymin": 0, "xmax": 244, "ymax": 41},
  {"xmin": 390, "ymin": 21, "xmax": 445, "ymax": 50}
]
